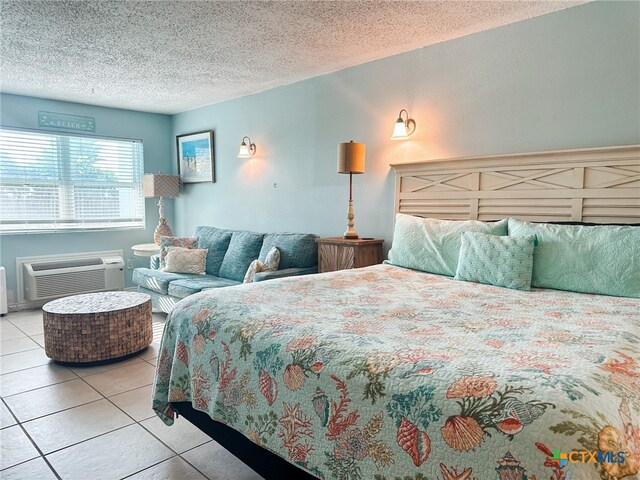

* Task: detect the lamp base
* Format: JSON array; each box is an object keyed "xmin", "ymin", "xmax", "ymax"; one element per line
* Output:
[
  {"xmin": 343, "ymin": 198, "xmax": 359, "ymax": 240},
  {"xmin": 153, "ymin": 218, "xmax": 173, "ymax": 245}
]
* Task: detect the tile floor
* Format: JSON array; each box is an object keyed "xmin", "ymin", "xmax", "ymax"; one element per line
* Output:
[{"xmin": 0, "ymin": 309, "xmax": 263, "ymax": 480}]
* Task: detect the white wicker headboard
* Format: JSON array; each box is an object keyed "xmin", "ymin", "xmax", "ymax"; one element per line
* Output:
[{"xmin": 390, "ymin": 145, "xmax": 640, "ymax": 223}]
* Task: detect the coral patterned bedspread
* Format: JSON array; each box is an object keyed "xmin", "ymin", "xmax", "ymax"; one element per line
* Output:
[{"xmin": 153, "ymin": 264, "xmax": 640, "ymax": 480}]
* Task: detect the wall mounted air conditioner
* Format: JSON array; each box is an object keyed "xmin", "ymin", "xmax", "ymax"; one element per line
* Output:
[{"xmin": 23, "ymin": 255, "xmax": 124, "ymax": 301}]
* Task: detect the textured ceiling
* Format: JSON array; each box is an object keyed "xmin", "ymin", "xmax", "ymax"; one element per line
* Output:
[{"xmin": 1, "ymin": 1, "xmax": 585, "ymax": 114}]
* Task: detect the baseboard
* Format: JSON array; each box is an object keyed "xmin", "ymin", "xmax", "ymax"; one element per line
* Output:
[
  {"xmin": 9, "ymin": 287, "xmax": 136, "ymax": 311},
  {"xmin": 9, "ymin": 300, "xmax": 46, "ymax": 311}
]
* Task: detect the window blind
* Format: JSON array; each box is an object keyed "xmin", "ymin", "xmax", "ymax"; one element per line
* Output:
[{"xmin": 0, "ymin": 127, "xmax": 144, "ymax": 233}]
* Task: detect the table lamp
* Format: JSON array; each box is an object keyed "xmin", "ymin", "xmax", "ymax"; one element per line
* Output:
[
  {"xmin": 143, "ymin": 174, "xmax": 180, "ymax": 244},
  {"xmin": 337, "ymin": 141, "xmax": 366, "ymax": 239}
]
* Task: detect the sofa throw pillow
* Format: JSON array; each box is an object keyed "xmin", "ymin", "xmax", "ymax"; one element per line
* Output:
[
  {"xmin": 159, "ymin": 236, "xmax": 198, "ymax": 270},
  {"xmin": 454, "ymin": 231, "xmax": 536, "ymax": 290},
  {"xmin": 161, "ymin": 247, "xmax": 208, "ymax": 275},
  {"xmin": 244, "ymin": 247, "xmax": 280, "ymax": 283},
  {"xmin": 259, "ymin": 233, "xmax": 318, "ymax": 269},
  {"xmin": 386, "ymin": 214, "xmax": 508, "ymax": 276},
  {"xmin": 219, "ymin": 231, "xmax": 265, "ymax": 282},
  {"xmin": 508, "ymin": 218, "xmax": 640, "ymax": 298}
]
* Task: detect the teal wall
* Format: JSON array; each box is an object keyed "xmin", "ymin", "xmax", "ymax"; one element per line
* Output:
[
  {"xmin": 0, "ymin": 94, "xmax": 173, "ymax": 301},
  {"xmin": 1, "ymin": 2, "xmax": 639, "ymax": 304},
  {"xmin": 171, "ymin": 1, "xmax": 639, "ymax": 242}
]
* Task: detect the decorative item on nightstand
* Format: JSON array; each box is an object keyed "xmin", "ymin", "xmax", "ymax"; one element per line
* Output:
[
  {"xmin": 237, "ymin": 136, "xmax": 257, "ymax": 158},
  {"xmin": 337, "ymin": 141, "xmax": 365, "ymax": 239},
  {"xmin": 316, "ymin": 237, "xmax": 383, "ymax": 273},
  {"xmin": 390, "ymin": 109, "xmax": 416, "ymax": 140},
  {"xmin": 143, "ymin": 174, "xmax": 180, "ymax": 245}
]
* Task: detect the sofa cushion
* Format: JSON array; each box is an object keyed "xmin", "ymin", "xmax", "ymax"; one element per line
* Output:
[
  {"xmin": 218, "ymin": 231, "xmax": 265, "ymax": 282},
  {"xmin": 168, "ymin": 276, "xmax": 241, "ymax": 299},
  {"xmin": 132, "ymin": 268, "xmax": 194, "ymax": 295},
  {"xmin": 137, "ymin": 286, "xmax": 179, "ymax": 314},
  {"xmin": 194, "ymin": 226, "xmax": 233, "ymax": 276},
  {"xmin": 259, "ymin": 232, "xmax": 318, "ymax": 269}
]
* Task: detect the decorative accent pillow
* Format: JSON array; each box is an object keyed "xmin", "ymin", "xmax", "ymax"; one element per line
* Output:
[
  {"xmin": 243, "ymin": 247, "xmax": 281, "ymax": 283},
  {"xmin": 219, "ymin": 231, "xmax": 265, "ymax": 282},
  {"xmin": 386, "ymin": 214, "xmax": 509, "ymax": 276},
  {"xmin": 161, "ymin": 247, "xmax": 208, "ymax": 275},
  {"xmin": 454, "ymin": 231, "xmax": 536, "ymax": 290},
  {"xmin": 259, "ymin": 233, "xmax": 318, "ymax": 269},
  {"xmin": 159, "ymin": 236, "xmax": 198, "ymax": 270},
  {"xmin": 508, "ymin": 218, "xmax": 640, "ymax": 298}
]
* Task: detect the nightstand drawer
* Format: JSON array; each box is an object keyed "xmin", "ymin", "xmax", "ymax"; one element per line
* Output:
[{"xmin": 316, "ymin": 238, "xmax": 383, "ymax": 273}]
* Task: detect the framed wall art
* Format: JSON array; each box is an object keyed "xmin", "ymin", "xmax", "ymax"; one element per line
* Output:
[{"xmin": 176, "ymin": 130, "xmax": 215, "ymax": 183}]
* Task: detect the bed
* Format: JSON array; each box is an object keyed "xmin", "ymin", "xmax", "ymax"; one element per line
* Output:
[{"xmin": 152, "ymin": 145, "xmax": 640, "ymax": 480}]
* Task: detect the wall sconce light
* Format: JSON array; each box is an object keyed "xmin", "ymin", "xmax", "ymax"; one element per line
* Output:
[
  {"xmin": 237, "ymin": 136, "xmax": 257, "ymax": 158},
  {"xmin": 390, "ymin": 109, "xmax": 416, "ymax": 140}
]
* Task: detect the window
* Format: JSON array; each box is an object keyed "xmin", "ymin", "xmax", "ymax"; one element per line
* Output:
[{"xmin": 0, "ymin": 128, "xmax": 144, "ymax": 233}]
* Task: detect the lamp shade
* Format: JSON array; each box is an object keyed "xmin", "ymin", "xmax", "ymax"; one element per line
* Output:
[
  {"xmin": 337, "ymin": 141, "xmax": 365, "ymax": 174},
  {"xmin": 143, "ymin": 174, "xmax": 180, "ymax": 198},
  {"xmin": 237, "ymin": 136, "xmax": 256, "ymax": 158},
  {"xmin": 237, "ymin": 143, "xmax": 252, "ymax": 158},
  {"xmin": 390, "ymin": 118, "xmax": 410, "ymax": 140}
]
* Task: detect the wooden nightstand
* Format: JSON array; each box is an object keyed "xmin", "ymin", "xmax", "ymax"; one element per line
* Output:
[{"xmin": 316, "ymin": 237, "xmax": 384, "ymax": 273}]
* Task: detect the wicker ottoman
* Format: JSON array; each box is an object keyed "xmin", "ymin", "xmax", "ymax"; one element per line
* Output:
[{"xmin": 43, "ymin": 291, "xmax": 152, "ymax": 364}]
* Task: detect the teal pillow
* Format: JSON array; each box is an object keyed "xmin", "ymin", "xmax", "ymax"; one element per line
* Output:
[
  {"xmin": 454, "ymin": 231, "xmax": 535, "ymax": 290},
  {"xmin": 259, "ymin": 233, "xmax": 318, "ymax": 269},
  {"xmin": 218, "ymin": 231, "xmax": 265, "ymax": 282},
  {"xmin": 194, "ymin": 226, "xmax": 233, "ymax": 276},
  {"xmin": 508, "ymin": 218, "xmax": 640, "ymax": 298},
  {"xmin": 387, "ymin": 214, "xmax": 508, "ymax": 276}
]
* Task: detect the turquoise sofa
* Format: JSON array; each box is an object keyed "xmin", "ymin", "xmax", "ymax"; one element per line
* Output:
[{"xmin": 133, "ymin": 226, "xmax": 318, "ymax": 313}]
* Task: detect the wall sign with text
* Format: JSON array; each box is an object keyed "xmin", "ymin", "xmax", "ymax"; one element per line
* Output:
[{"xmin": 38, "ymin": 111, "xmax": 96, "ymax": 132}]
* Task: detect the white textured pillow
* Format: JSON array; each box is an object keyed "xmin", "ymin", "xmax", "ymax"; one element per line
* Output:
[
  {"xmin": 243, "ymin": 247, "xmax": 280, "ymax": 283},
  {"xmin": 161, "ymin": 247, "xmax": 208, "ymax": 275},
  {"xmin": 158, "ymin": 236, "xmax": 198, "ymax": 270},
  {"xmin": 387, "ymin": 214, "xmax": 509, "ymax": 276}
]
